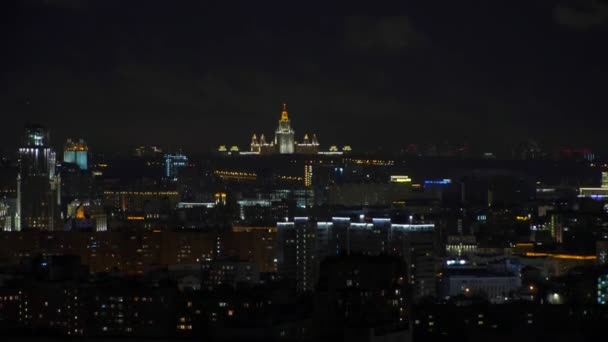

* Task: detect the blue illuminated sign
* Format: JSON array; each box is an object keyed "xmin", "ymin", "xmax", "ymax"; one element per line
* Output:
[{"xmin": 424, "ymin": 179, "xmax": 452, "ymax": 185}]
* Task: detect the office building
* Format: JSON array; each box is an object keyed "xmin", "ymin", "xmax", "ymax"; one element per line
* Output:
[
  {"xmin": 64, "ymin": 138, "xmax": 88, "ymax": 170},
  {"xmin": 440, "ymin": 264, "xmax": 521, "ymax": 304},
  {"xmin": 164, "ymin": 153, "xmax": 188, "ymax": 180},
  {"xmin": 577, "ymin": 172, "xmax": 608, "ymax": 199},
  {"xmin": 103, "ymin": 188, "xmax": 179, "ymax": 216},
  {"xmin": 17, "ymin": 125, "xmax": 60, "ymax": 231}
]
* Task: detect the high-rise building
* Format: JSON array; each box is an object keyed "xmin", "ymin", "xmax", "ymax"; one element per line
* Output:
[
  {"xmin": 17, "ymin": 125, "xmax": 60, "ymax": 231},
  {"xmin": 277, "ymin": 217, "xmax": 436, "ymax": 296},
  {"xmin": 64, "ymin": 138, "xmax": 88, "ymax": 170},
  {"xmin": 275, "ymin": 103, "xmax": 295, "ymax": 154},
  {"xmin": 223, "ymin": 102, "xmax": 329, "ymax": 155},
  {"xmin": 164, "ymin": 153, "xmax": 188, "ymax": 180},
  {"xmin": 277, "ymin": 217, "xmax": 317, "ymax": 292}
]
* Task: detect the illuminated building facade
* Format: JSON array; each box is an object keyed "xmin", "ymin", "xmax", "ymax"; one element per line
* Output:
[
  {"xmin": 18, "ymin": 125, "xmax": 60, "ymax": 231},
  {"xmin": 65, "ymin": 199, "xmax": 107, "ymax": 232},
  {"xmin": 229, "ymin": 226, "xmax": 278, "ymax": 273},
  {"xmin": 164, "ymin": 153, "xmax": 188, "ymax": 180},
  {"xmin": 221, "ymin": 103, "xmax": 332, "ymax": 155},
  {"xmin": 277, "ymin": 217, "xmax": 316, "ymax": 292},
  {"xmin": 103, "ymin": 189, "xmax": 180, "ymax": 216},
  {"xmin": 201, "ymin": 258, "xmax": 260, "ymax": 290},
  {"xmin": 275, "ymin": 103, "xmax": 295, "ymax": 154},
  {"xmin": 294, "ymin": 133, "xmax": 319, "ymax": 154},
  {"xmin": 27, "ymin": 282, "xmax": 85, "ymax": 336},
  {"xmin": 0, "ymin": 202, "xmax": 11, "ymax": 231},
  {"xmin": 0, "ymin": 229, "xmax": 275, "ymax": 275},
  {"xmin": 64, "ymin": 138, "xmax": 88, "ymax": 170},
  {"xmin": 90, "ymin": 286, "xmax": 176, "ymax": 337},
  {"xmin": 446, "ymin": 235, "xmax": 477, "ymax": 257},
  {"xmin": 304, "ymin": 164, "xmax": 313, "ymax": 187},
  {"xmin": 440, "ymin": 268, "xmax": 521, "ymax": 304}
]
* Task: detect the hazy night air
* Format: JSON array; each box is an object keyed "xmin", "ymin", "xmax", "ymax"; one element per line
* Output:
[
  {"xmin": 1, "ymin": 0, "xmax": 608, "ymax": 156},
  {"xmin": 1, "ymin": 1, "xmax": 608, "ymax": 341}
]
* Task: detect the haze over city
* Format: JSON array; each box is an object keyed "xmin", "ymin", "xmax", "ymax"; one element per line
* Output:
[
  {"xmin": 1, "ymin": 1, "xmax": 608, "ymax": 341},
  {"xmin": 1, "ymin": 0, "xmax": 607, "ymax": 155}
]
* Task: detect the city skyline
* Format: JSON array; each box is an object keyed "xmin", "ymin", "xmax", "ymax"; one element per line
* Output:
[
  {"xmin": 1, "ymin": 1, "xmax": 607, "ymax": 155},
  {"xmin": 3, "ymin": 1, "xmax": 608, "ymax": 341}
]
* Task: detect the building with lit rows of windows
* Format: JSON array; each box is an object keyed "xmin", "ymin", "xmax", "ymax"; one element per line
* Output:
[
  {"xmin": 276, "ymin": 217, "xmax": 436, "ymax": 297},
  {"xmin": 217, "ymin": 103, "xmax": 351, "ymax": 156}
]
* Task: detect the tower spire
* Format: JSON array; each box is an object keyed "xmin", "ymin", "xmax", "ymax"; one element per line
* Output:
[{"xmin": 281, "ymin": 102, "xmax": 289, "ymax": 121}]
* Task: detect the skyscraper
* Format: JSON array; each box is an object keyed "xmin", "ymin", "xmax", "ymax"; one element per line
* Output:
[
  {"xmin": 277, "ymin": 217, "xmax": 317, "ymax": 292},
  {"xmin": 64, "ymin": 138, "xmax": 88, "ymax": 170},
  {"xmin": 17, "ymin": 125, "xmax": 60, "ymax": 231},
  {"xmin": 232, "ymin": 102, "xmax": 325, "ymax": 155},
  {"xmin": 274, "ymin": 103, "xmax": 295, "ymax": 154}
]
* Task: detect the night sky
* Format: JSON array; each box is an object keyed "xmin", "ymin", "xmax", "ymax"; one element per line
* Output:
[{"xmin": 1, "ymin": 0, "xmax": 607, "ymax": 155}]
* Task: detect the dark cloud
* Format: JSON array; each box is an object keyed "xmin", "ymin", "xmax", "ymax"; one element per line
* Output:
[
  {"xmin": 345, "ymin": 16, "xmax": 424, "ymax": 52},
  {"xmin": 554, "ymin": 0, "xmax": 608, "ymax": 30}
]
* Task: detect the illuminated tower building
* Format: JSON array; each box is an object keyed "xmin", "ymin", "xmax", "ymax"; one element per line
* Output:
[
  {"xmin": 275, "ymin": 103, "xmax": 295, "ymax": 154},
  {"xmin": 18, "ymin": 125, "xmax": 60, "ymax": 231},
  {"xmin": 64, "ymin": 138, "xmax": 88, "ymax": 170}
]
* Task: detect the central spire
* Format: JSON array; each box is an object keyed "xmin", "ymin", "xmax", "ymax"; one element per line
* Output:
[{"xmin": 281, "ymin": 102, "xmax": 289, "ymax": 121}]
